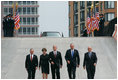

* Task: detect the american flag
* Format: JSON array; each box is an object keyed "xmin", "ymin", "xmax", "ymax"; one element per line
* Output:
[
  {"xmin": 86, "ymin": 17, "xmax": 91, "ymax": 34},
  {"xmin": 14, "ymin": 10, "xmax": 20, "ymax": 30},
  {"xmin": 91, "ymin": 12, "xmax": 99, "ymax": 31},
  {"xmin": 95, "ymin": 12, "xmax": 99, "ymax": 31}
]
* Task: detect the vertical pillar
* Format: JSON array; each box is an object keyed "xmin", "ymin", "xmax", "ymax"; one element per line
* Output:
[{"xmin": 78, "ymin": 1, "xmax": 80, "ymax": 37}]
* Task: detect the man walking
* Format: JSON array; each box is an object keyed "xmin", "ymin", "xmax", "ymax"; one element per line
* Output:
[
  {"xmin": 49, "ymin": 45, "xmax": 63, "ymax": 79},
  {"xmin": 25, "ymin": 48, "xmax": 38, "ymax": 79},
  {"xmin": 83, "ymin": 46, "xmax": 97, "ymax": 79},
  {"xmin": 65, "ymin": 43, "xmax": 80, "ymax": 79}
]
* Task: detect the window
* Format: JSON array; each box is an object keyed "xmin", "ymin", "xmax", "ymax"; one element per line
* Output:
[
  {"xmin": 105, "ymin": 1, "xmax": 114, "ymax": 9},
  {"xmin": 36, "ymin": 17, "xmax": 38, "ymax": 24},
  {"xmin": 31, "ymin": 7, "xmax": 35, "ymax": 14},
  {"xmin": 4, "ymin": 1, "xmax": 8, "ymax": 5},
  {"xmin": 31, "ymin": 1, "xmax": 35, "ymax": 5},
  {"xmin": 9, "ymin": 1, "xmax": 13, "ymax": 5},
  {"xmin": 74, "ymin": 26, "xmax": 78, "ymax": 37},
  {"xmin": 18, "ymin": 27, "xmax": 38, "ymax": 35},
  {"xmin": 4, "ymin": 8, "xmax": 8, "ymax": 15},
  {"xmin": 18, "ymin": 1, "xmax": 22, "ymax": 5},
  {"xmin": 105, "ymin": 13, "xmax": 114, "ymax": 21},
  {"xmin": 32, "ymin": 27, "xmax": 35, "ymax": 34},
  {"xmin": 80, "ymin": 1, "xmax": 85, "ymax": 9},
  {"xmin": 23, "ymin": 1, "xmax": 26, "ymax": 5},
  {"xmin": 36, "ymin": 7, "xmax": 38, "ymax": 14},
  {"xmin": 80, "ymin": 23, "xmax": 85, "ymax": 34},
  {"xmin": 74, "ymin": 2, "xmax": 78, "ymax": 13},
  {"xmin": 36, "ymin": 27, "xmax": 38, "ymax": 34},
  {"xmin": 27, "ymin": 27, "xmax": 30, "ymax": 34},
  {"xmin": 23, "ymin": 27, "xmax": 26, "ymax": 34},
  {"xmin": 31, "ymin": 17, "xmax": 35, "ymax": 24},
  {"xmin": 87, "ymin": 1, "xmax": 91, "ymax": 6},
  {"xmin": 27, "ymin": 7, "xmax": 30, "ymax": 14},
  {"xmin": 22, "ymin": 17, "xmax": 38, "ymax": 25},
  {"xmin": 27, "ymin": 1, "xmax": 30, "ymax": 5},
  {"xmin": 23, "ymin": 7, "xmax": 26, "ymax": 14},
  {"xmin": 9, "ymin": 8, "xmax": 13, "ymax": 14},
  {"xmin": 18, "ymin": 7, "xmax": 22, "ymax": 14},
  {"xmin": 27, "ymin": 18, "xmax": 30, "ymax": 25},
  {"xmin": 23, "ymin": 18, "xmax": 26, "ymax": 24},
  {"xmin": 80, "ymin": 11, "xmax": 85, "ymax": 21},
  {"xmin": 74, "ymin": 14, "xmax": 78, "ymax": 25}
]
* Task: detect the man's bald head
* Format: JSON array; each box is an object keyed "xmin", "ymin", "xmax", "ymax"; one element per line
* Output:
[
  {"xmin": 70, "ymin": 43, "xmax": 74, "ymax": 50},
  {"xmin": 53, "ymin": 45, "xmax": 57, "ymax": 51},
  {"xmin": 88, "ymin": 46, "xmax": 92, "ymax": 52},
  {"xmin": 30, "ymin": 48, "xmax": 34, "ymax": 54}
]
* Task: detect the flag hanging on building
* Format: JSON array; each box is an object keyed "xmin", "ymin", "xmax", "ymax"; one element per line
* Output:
[
  {"xmin": 14, "ymin": 3, "xmax": 20, "ymax": 30},
  {"xmin": 14, "ymin": 10, "xmax": 20, "ymax": 30},
  {"xmin": 86, "ymin": 16, "xmax": 91, "ymax": 34}
]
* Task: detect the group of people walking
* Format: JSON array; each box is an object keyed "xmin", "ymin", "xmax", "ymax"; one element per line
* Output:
[{"xmin": 25, "ymin": 43, "xmax": 97, "ymax": 79}]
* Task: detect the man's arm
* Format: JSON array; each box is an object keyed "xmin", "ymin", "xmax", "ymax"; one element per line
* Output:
[
  {"xmin": 59, "ymin": 52, "xmax": 63, "ymax": 66},
  {"xmin": 49, "ymin": 52, "xmax": 54, "ymax": 64},
  {"xmin": 76, "ymin": 50, "xmax": 80, "ymax": 66},
  {"xmin": 49, "ymin": 52, "xmax": 52, "ymax": 63},
  {"xmin": 94, "ymin": 52, "xmax": 97, "ymax": 66},
  {"xmin": 35, "ymin": 56, "xmax": 38, "ymax": 67},
  {"xmin": 25, "ymin": 56, "xmax": 28, "ymax": 69},
  {"xmin": 83, "ymin": 53, "xmax": 86, "ymax": 68},
  {"xmin": 65, "ymin": 50, "xmax": 70, "ymax": 64},
  {"xmin": 39, "ymin": 56, "xmax": 41, "ymax": 67},
  {"xmin": 65, "ymin": 50, "xmax": 68, "ymax": 61}
]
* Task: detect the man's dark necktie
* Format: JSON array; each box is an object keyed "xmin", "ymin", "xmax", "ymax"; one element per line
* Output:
[
  {"xmin": 54, "ymin": 52, "xmax": 56, "ymax": 58},
  {"xmin": 31, "ymin": 55, "xmax": 32, "ymax": 62}
]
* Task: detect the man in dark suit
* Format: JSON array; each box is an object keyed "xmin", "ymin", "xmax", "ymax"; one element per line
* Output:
[
  {"xmin": 99, "ymin": 14, "xmax": 105, "ymax": 36},
  {"xmin": 9, "ymin": 14, "xmax": 15, "ymax": 37},
  {"xmin": 3, "ymin": 16, "xmax": 7, "ymax": 37},
  {"xmin": 83, "ymin": 46, "xmax": 97, "ymax": 79},
  {"xmin": 25, "ymin": 48, "xmax": 38, "ymax": 79},
  {"xmin": 65, "ymin": 43, "xmax": 80, "ymax": 79},
  {"xmin": 49, "ymin": 45, "xmax": 63, "ymax": 79}
]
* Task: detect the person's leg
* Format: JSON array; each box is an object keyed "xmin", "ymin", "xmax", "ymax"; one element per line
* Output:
[
  {"xmin": 46, "ymin": 74, "xmax": 48, "ymax": 79},
  {"xmin": 32, "ymin": 69, "xmax": 36, "ymax": 79},
  {"xmin": 91, "ymin": 66, "xmax": 95, "ymax": 79},
  {"xmin": 67, "ymin": 66, "xmax": 72, "ymax": 79},
  {"xmin": 86, "ymin": 67, "xmax": 92, "ymax": 79},
  {"xmin": 72, "ymin": 66, "xmax": 76, "ymax": 79},
  {"xmin": 27, "ymin": 69, "xmax": 31, "ymax": 79},
  {"xmin": 56, "ymin": 67, "xmax": 60, "ymax": 79},
  {"xmin": 42, "ymin": 73, "xmax": 44, "ymax": 79},
  {"xmin": 51, "ymin": 65, "xmax": 55, "ymax": 79}
]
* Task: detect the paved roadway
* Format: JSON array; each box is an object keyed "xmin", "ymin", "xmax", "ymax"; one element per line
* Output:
[{"xmin": 1, "ymin": 37, "xmax": 117, "ymax": 79}]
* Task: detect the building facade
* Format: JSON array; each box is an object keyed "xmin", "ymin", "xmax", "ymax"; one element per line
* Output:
[
  {"xmin": 1, "ymin": 1, "xmax": 39, "ymax": 37},
  {"xmin": 69, "ymin": 1, "xmax": 117, "ymax": 37}
]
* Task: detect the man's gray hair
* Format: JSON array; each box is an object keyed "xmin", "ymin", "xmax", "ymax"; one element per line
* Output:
[{"xmin": 30, "ymin": 48, "xmax": 33, "ymax": 51}]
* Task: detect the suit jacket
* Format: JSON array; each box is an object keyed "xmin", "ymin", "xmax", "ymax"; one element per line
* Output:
[
  {"xmin": 49, "ymin": 51, "xmax": 62, "ymax": 67},
  {"xmin": 65, "ymin": 49, "xmax": 80, "ymax": 67},
  {"xmin": 83, "ymin": 52, "xmax": 97, "ymax": 68},
  {"xmin": 25, "ymin": 54, "xmax": 38, "ymax": 70}
]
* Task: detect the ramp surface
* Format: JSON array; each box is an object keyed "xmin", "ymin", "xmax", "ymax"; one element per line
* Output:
[{"xmin": 1, "ymin": 37, "xmax": 117, "ymax": 79}]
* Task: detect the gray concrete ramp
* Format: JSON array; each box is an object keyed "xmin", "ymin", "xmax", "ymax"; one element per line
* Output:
[{"xmin": 1, "ymin": 37, "xmax": 117, "ymax": 79}]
